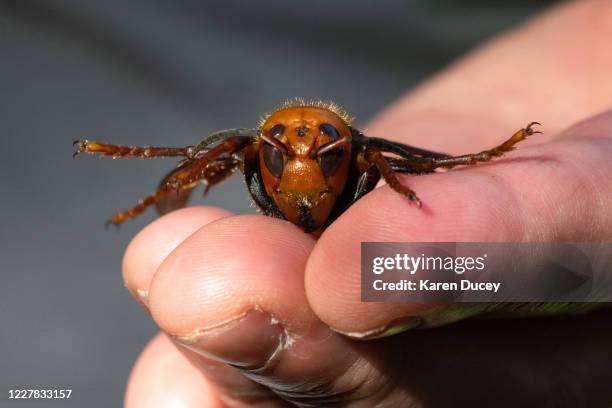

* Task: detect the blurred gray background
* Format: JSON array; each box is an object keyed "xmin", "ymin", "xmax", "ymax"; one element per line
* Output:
[{"xmin": 0, "ymin": 0, "xmax": 554, "ymax": 406}]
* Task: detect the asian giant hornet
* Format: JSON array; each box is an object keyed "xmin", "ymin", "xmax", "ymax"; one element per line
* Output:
[{"xmin": 74, "ymin": 99, "xmax": 540, "ymax": 235}]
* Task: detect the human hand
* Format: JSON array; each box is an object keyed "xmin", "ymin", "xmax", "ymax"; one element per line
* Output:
[{"xmin": 124, "ymin": 1, "xmax": 612, "ymax": 406}]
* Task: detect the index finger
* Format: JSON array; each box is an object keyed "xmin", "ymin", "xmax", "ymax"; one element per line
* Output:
[
  {"xmin": 304, "ymin": 0, "xmax": 612, "ymax": 336},
  {"xmin": 306, "ymin": 109, "xmax": 612, "ymax": 337}
]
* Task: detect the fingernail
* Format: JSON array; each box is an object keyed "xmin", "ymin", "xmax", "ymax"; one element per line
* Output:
[
  {"xmin": 172, "ymin": 309, "xmax": 285, "ymax": 368},
  {"xmin": 135, "ymin": 288, "xmax": 149, "ymax": 308},
  {"xmin": 124, "ymin": 281, "xmax": 150, "ymax": 311},
  {"xmin": 333, "ymin": 316, "xmax": 423, "ymax": 340}
]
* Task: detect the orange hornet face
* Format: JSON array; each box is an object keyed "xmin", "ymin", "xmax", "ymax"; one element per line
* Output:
[{"xmin": 259, "ymin": 107, "xmax": 352, "ymax": 233}]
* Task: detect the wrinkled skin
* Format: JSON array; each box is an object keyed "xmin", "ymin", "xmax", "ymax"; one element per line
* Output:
[{"xmin": 124, "ymin": 1, "xmax": 612, "ymax": 407}]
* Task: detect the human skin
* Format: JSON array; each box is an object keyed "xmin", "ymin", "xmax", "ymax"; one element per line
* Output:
[{"xmin": 123, "ymin": 1, "xmax": 612, "ymax": 406}]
